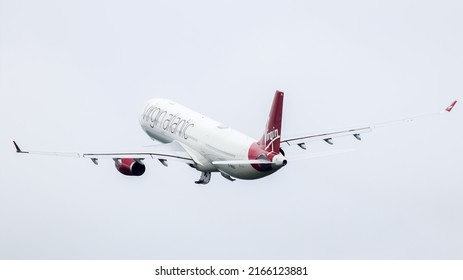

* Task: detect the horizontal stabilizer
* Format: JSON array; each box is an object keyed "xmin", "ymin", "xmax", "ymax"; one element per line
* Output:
[
  {"xmin": 212, "ymin": 159, "xmax": 274, "ymax": 165},
  {"xmin": 287, "ymin": 148, "xmax": 356, "ymax": 161}
]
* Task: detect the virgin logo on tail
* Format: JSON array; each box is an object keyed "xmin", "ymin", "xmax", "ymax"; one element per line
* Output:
[
  {"xmin": 258, "ymin": 90, "xmax": 284, "ymax": 153},
  {"xmin": 265, "ymin": 128, "xmax": 279, "ymax": 142}
]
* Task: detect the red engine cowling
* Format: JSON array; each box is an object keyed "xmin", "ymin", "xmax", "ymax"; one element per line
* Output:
[{"xmin": 114, "ymin": 158, "xmax": 146, "ymax": 176}]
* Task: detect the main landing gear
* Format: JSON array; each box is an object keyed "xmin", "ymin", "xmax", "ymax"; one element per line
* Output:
[{"xmin": 195, "ymin": 172, "xmax": 211, "ymax": 184}]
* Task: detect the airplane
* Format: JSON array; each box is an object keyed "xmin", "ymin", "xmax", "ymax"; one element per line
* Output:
[{"xmin": 13, "ymin": 91, "xmax": 457, "ymax": 184}]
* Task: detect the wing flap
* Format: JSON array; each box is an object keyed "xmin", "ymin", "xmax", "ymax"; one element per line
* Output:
[
  {"xmin": 82, "ymin": 152, "xmax": 193, "ymax": 162},
  {"xmin": 281, "ymin": 100, "xmax": 457, "ymax": 148},
  {"xmin": 82, "ymin": 141, "xmax": 194, "ymax": 163},
  {"xmin": 281, "ymin": 127, "xmax": 372, "ymax": 147}
]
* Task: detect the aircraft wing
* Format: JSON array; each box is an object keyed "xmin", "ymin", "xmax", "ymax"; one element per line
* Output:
[
  {"xmin": 13, "ymin": 140, "xmax": 195, "ymax": 165},
  {"xmin": 281, "ymin": 100, "xmax": 457, "ymax": 149}
]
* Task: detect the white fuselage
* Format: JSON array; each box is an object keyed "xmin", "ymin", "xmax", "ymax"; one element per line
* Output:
[{"xmin": 138, "ymin": 98, "xmax": 282, "ymax": 180}]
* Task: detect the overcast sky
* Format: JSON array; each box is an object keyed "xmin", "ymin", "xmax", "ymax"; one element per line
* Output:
[{"xmin": 1, "ymin": 0, "xmax": 462, "ymax": 259}]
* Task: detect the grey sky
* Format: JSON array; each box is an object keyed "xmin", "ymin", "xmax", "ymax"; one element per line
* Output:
[{"xmin": 0, "ymin": 0, "xmax": 462, "ymax": 259}]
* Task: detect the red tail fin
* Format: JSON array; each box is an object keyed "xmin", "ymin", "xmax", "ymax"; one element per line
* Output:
[{"xmin": 258, "ymin": 90, "xmax": 284, "ymax": 153}]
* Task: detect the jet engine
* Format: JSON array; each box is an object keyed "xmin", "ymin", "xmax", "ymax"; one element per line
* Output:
[{"xmin": 114, "ymin": 158, "xmax": 146, "ymax": 176}]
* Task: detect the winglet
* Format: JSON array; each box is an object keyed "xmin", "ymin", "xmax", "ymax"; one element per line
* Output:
[
  {"xmin": 13, "ymin": 141, "xmax": 24, "ymax": 153},
  {"xmin": 445, "ymin": 100, "xmax": 457, "ymax": 112}
]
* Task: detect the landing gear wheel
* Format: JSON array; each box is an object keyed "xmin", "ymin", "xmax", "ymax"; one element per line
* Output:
[{"xmin": 195, "ymin": 172, "xmax": 211, "ymax": 184}]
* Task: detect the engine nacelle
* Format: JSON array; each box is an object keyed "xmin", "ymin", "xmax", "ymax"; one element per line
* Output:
[{"xmin": 114, "ymin": 158, "xmax": 146, "ymax": 176}]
